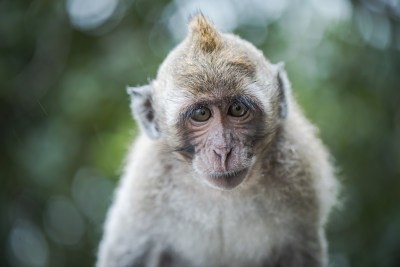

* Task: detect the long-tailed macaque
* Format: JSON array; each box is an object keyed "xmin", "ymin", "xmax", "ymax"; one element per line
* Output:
[{"xmin": 97, "ymin": 14, "xmax": 338, "ymax": 267}]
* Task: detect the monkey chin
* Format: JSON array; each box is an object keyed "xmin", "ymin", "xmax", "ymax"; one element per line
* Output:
[{"xmin": 203, "ymin": 168, "xmax": 249, "ymax": 190}]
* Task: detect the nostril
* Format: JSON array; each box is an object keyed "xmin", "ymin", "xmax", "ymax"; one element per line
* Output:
[
  {"xmin": 226, "ymin": 148, "xmax": 232, "ymax": 160},
  {"xmin": 213, "ymin": 149, "xmax": 221, "ymax": 160}
]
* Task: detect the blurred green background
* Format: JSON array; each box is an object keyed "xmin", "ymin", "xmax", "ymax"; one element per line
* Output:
[{"xmin": 1, "ymin": 0, "xmax": 399, "ymax": 266}]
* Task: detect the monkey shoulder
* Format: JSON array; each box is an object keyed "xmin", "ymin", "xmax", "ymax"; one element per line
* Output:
[{"xmin": 264, "ymin": 112, "xmax": 338, "ymax": 223}]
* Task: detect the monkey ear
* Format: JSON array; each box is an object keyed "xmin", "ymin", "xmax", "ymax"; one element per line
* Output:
[
  {"xmin": 275, "ymin": 62, "xmax": 290, "ymax": 119},
  {"xmin": 127, "ymin": 85, "xmax": 160, "ymax": 139}
]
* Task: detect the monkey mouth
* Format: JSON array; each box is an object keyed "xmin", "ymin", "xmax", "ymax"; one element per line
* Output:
[
  {"xmin": 210, "ymin": 169, "xmax": 248, "ymax": 178},
  {"xmin": 205, "ymin": 168, "xmax": 249, "ymax": 190}
]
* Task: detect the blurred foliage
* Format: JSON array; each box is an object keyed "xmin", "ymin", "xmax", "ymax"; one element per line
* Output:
[{"xmin": 1, "ymin": 0, "xmax": 399, "ymax": 266}]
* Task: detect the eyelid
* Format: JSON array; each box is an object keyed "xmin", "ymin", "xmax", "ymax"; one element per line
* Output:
[
  {"xmin": 189, "ymin": 105, "xmax": 208, "ymax": 117},
  {"xmin": 230, "ymin": 97, "xmax": 253, "ymax": 110}
]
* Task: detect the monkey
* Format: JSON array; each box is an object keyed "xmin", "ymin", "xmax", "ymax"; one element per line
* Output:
[{"xmin": 96, "ymin": 14, "xmax": 338, "ymax": 267}]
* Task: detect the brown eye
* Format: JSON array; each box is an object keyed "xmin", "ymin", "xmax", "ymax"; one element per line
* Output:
[
  {"xmin": 192, "ymin": 107, "xmax": 211, "ymax": 122},
  {"xmin": 229, "ymin": 102, "xmax": 248, "ymax": 117}
]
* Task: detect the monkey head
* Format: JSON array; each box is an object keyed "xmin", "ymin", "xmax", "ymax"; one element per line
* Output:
[{"xmin": 128, "ymin": 14, "xmax": 290, "ymax": 190}]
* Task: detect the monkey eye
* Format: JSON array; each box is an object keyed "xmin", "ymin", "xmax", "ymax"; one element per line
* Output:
[
  {"xmin": 191, "ymin": 107, "xmax": 211, "ymax": 122},
  {"xmin": 228, "ymin": 102, "xmax": 248, "ymax": 117}
]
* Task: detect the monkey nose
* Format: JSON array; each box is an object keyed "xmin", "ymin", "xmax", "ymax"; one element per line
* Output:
[{"xmin": 213, "ymin": 147, "xmax": 232, "ymax": 170}]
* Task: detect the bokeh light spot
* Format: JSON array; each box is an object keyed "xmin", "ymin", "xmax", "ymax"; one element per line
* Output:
[
  {"xmin": 8, "ymin": 220, "xmax": 49, "ymax": 267},
  {"xmin": 43, "ymin": 197, "xmax": 86, "ymax": 246},
  {"xmin": 72, "ymin": 167, "xmax": 114, "ymax": 224},
  {"xmin": 66, "ymin": 0, "xmax": 118, "ymax": 30}
]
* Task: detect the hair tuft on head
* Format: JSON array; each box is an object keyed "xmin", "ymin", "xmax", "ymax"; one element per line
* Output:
[{"xmin": 188, "ymin": 13, "xmax": 221, "ymax": 53}]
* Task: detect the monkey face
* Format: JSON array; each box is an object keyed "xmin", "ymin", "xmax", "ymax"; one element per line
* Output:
[
  {"xmin": 128, "ymin": 14, "xmax": 289, "ymax": 191},
  {"xmin": 175, "ymin": 94, "xmax": 267, "ymax": 190}
]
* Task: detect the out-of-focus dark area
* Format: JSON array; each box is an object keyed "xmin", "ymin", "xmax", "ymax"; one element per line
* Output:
[{"xmin": 1, "ymin": 0, "xmax": 399, "ymax": 266}]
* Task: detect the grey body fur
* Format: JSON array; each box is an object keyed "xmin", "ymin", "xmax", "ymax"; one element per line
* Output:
[{"xmin": 97, "ymin": 15, "xmax": 337, "ymax": 267}]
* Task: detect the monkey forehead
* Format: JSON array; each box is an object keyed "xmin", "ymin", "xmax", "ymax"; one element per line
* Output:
[
  {"xmin": 159, "ymin": 33, "xmax": 276, "ymax": 93},
  {"xmin": 157, "ymin": 33, "xmax": 271, "ymax": 80}
]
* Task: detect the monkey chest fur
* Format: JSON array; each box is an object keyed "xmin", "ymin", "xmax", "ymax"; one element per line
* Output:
[
  {"xmin": 157, "ymin": 199, "xmax": 288, "ymax": 266},
  {"xmin": 121, "ymin": 177, "xmax": 298, "ymax": 267}
]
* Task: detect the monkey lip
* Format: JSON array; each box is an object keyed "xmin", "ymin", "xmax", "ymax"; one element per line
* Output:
[{"xmin": 205, "ymin": 168, "xmax": 249, "ymax": 190}]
